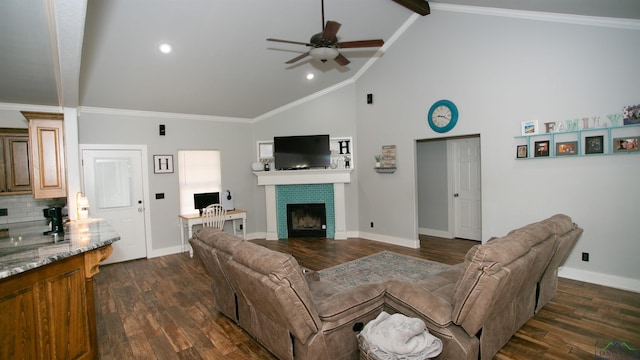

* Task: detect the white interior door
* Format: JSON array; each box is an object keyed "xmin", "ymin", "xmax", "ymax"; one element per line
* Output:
[
  {"xmin": 82, "ymin": 148, "xmax": 148, "ymax": 264},
  {"xmin": 452, "ymin": 138, "xmax": 482, "ymax": 240}
]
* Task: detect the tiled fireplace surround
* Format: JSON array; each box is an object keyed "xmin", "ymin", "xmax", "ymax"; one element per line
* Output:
[{"xmin": 255, "ymin": 169, "xmax": 352, "ymax": 240}]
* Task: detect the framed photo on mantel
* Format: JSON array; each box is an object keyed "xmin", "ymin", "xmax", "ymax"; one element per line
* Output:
[{"xmin": 380, "ymin": 145, "xmax": 396, "ymax": 168}]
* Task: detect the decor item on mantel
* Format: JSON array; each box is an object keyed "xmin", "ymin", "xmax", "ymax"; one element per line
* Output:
[
  {"xmin": 374, "ymin": 154, "xmax": 381, "ymax": 168},
  {"xmin": 261, "ymin": 158, "xmax": 271, "ymax": 171},
  {"xmin": 251, "ymin": 162, "xmax": 263, "ymax": 171}
]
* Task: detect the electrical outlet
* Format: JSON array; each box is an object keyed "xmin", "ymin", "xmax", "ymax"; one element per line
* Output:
[
  {"xmin": 582, "ymin": 252, "xmax": 589, "ymax": 262},
  {"xmin": 0, "ymin": 208, "xmax": 7, "ymax": 216},
  {"xmin": 370, "ymin": 222, "xmax": 374, "ymax": 228}
]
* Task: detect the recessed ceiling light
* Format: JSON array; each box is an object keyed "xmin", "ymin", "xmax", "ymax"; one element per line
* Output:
[
  {"xmin": 306, "ymin": 73, "xmax": 315, "ymax": 80},
  {"xmin": 159, "ymin": 43, "xmax": 172, "ymax": 54}
]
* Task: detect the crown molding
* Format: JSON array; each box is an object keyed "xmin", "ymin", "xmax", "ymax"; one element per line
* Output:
[
  {"xmin": 78, "ymin": 106, "xmax": 252, "ymax": 123},
  {"xmin": 0, "ymin": 102, "xmax": 62, "ymax": 113},
  {"xmin": 252, "ymin": 78, "xmax": 356, "ymax": 123},
  {"xmin": 430, "ymin": 3, "xmax": 640, "ymax": 30}
]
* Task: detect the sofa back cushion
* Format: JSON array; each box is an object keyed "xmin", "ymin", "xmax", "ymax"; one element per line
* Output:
[
  {"xmin": 451, "ymin": 230, "xmax": 536, "ymax": 336},
  {"xmin": 188, "ymin": 238, "xmax": 238, "ymax": 320},
  {"xmin": 194, "ymin": 227, "xmax": 242, "ymax": 254},
  {"xmin": 452, "ymin": 214, "xmax": 576, "ymax": 337},
  {"xmin": 536, "ymin": 222, "xmax": 583, "ymax": 312},
  {"xmin": 192, "ymin": 228, "xmax": 243, "ymax": 292},
  {"xmin": 228, "ymin": 241, "xmax": 321, "ymax": 343}
]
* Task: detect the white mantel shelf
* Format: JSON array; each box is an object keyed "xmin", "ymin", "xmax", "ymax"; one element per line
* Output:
[{"xmin": 253, "ymin": 168, "xmax": 353, "ymax": 186}]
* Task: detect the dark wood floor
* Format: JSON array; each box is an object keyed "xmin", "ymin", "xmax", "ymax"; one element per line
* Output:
[{"xmin": 94, "ymin": 236, "xmax": 640, "ymax": 359}]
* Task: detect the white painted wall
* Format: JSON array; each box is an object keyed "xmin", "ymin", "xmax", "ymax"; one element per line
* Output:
[
  {"xmin": 77, "ymin": 110, "xmax": 254, "ymax": 254},
  {"xmin": 355, "ymin": 9, "xmax": 640, "ymax": 290},
  {"xmin": 251, "ymin": 84, "xmax": 360, "ymax": 234}
]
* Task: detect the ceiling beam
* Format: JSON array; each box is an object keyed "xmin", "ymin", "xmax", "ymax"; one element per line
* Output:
[{"xmin": 392, "ymin": 0, "xmax": 430, "ymax": 16}]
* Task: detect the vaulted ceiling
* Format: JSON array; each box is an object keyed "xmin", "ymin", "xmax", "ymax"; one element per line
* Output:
[{"xmin": 1, "ymin": 0, "xmax": 639, "ymax": 120}]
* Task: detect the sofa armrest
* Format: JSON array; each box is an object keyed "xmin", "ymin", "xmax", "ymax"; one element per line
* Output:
[
  {"xmin": 385, "ymin": 280, "xmax": 453, "ymax": 327},
  {"xmin": 315, "ymin": 283, "xmax": 385, "ymax": 323}
]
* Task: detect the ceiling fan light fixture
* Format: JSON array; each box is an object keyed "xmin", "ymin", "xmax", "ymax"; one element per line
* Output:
[{"xmin": 309, "ymin": 47, "xmax": 339, "ymax": 62}]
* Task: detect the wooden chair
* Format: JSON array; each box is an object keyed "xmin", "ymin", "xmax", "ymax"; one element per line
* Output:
[
  {"xmin": 202, "ymin": 204, "xmax": 227, "ymax": 229},
  {"xmin": 189, "ymin": 204, "xmax": 226, "ymax": 258}
]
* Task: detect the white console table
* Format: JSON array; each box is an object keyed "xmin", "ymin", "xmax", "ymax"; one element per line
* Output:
[{"xmin": 178, "ymin": 210, "xmax": 247, "ymax": 256}]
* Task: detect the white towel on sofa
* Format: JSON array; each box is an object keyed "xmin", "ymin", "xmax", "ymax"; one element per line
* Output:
[{"xmin": 360, "ymin": 311, "xmax": 443, "ymax": 359}]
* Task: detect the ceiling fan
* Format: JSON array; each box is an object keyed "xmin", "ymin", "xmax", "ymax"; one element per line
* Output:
[{"xmin": 266, "ymin": 0, "xmax": 384, "ymax": 66}]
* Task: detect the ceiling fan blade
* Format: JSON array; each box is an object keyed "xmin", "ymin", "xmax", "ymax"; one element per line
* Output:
[
  {"xmin": 337, "ymin": 39, "xmax": 384, "ymax": 49},
  {"xmin": 322, "ymin": 21, "xmax": 341, "ymax": 40},
  {"xmin": 285, "ymin": 52, "xmax": 310, "ymax": 64},
  {"xmin": 267, "ymin": 38, "xmax": 312, "ymax": 47},
  {"xmin": 334, "ymin": 53, "xmax": 350, "ymax": 66}
]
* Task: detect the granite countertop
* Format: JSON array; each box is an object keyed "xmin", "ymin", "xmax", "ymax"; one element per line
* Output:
[{"xmin": 0, "ymin": 218, "xmax": 120, "ymax": 280}]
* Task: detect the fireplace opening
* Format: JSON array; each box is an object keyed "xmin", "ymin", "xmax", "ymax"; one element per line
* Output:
[{"xmin": 287, "ymin": 203, "xmax": 326, "ymax": 238}]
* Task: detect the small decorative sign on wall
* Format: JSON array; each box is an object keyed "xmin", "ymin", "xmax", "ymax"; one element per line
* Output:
[
  {"xmin": 153, "ymin": 155, "xmax": 174, "ymax": 173},
  {"xmin": 381, "ymin": 145, "xmax": 396, "ymax": 168}
]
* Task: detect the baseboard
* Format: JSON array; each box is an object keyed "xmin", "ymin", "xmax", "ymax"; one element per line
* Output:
[
  {"xmin": 246, "ymin": 231, "xmax": 266, "ymax": 240},
  {"xmin": 418, "ymin": 227, "xmax": 453, "ymax": 239},
  {"xmin": 357, "ymin": 231, "xmax": 420, "ymax": 249},
  {"xmin": 148, "ymin": 245, "xmax": 184, "ymax": 258},
  {"xmin": 559, "ymin": 266, "xmax": 640, "ymax": 293}
]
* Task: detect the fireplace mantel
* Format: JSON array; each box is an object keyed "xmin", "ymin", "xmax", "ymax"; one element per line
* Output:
[
  {"xmin": 254, "ymin": 169, "xmax": 352, "ymax": 240},
  {"xmin": 254, "ymin": 168, "xmax": 352, "ymax": 186}
]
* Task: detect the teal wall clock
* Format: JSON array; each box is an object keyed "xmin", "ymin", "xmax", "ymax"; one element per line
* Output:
[{"xmin": 428, "ymin": 99, "xmax": 458, "ymax": 133}]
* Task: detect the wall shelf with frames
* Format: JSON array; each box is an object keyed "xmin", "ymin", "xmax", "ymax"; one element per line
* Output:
[{"xmin": 515, "ymin": 124, "xmax": 640, "ymax": 159}]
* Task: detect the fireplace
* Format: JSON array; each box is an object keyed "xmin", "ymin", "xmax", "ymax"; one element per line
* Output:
[
  {"xmin": 254, "ymin": 169, "xmax": 351, "ymax": 240},
  {"xmin": 287, "ymin": 203, "xmax": 326, "ymax": 238}
]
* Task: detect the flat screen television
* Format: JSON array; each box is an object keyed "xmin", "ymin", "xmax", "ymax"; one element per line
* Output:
[
  {"xmin": 274, "ymin": 135, "xmax": 331, "ymax": 170},
  {"xmin": 194, "ymin": 192, "xmax": 220, "ymax": 215}
]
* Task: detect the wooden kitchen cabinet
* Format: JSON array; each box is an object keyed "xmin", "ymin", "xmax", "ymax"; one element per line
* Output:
[
  {"xmin": 22, "ymin": 112, "xmax": 67, "ymax": 199},
  {"xmin": 0, "ymin": 245, "xmax": 113, "ymax": 360},
  {"xmin": 0, "ymin": 128, "xmax": 31, "ymax": 194}
]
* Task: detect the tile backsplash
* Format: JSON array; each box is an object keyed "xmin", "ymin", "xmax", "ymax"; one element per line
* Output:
[{"xmin": 0, "ymin": 194, "xmax": 67, "ymax": 224}]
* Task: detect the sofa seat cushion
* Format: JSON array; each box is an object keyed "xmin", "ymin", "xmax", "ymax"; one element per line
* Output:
[{"xmin": 315, "ymin": 283, "xmax": 385, "ymax": 325}]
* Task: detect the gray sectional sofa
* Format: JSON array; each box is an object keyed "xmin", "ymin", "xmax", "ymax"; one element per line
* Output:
[{"xmin": 189, "ymin": 214, "xmax": 582, "ymax": 360}]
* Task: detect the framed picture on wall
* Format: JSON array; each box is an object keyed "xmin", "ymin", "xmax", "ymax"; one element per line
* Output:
[
  {"xmin": 521, "ymin": 120, "xmax": 538, "ymax": 135},
  {"xmin": 556, "ymin": 141, "xmax": 577, "ymax": 156},
  {"xmin": 153, "ymin": 155, "xmax": 174, "ymax": 173},
  {"xmin": 534, "ymin": 141, "xmax": 550, "ymax": 157},
  {"xmin": 516, "ymin": 145, "xmax": 528, "ymax": 158},
  {"xmin": 258, "ymin": 141, "xmax": 273, "ymax": 160},
  {"xmin": 585, "ymin": 136, "xmax": 604, "ymax": 154},
  {"xmin": 613, "ymin": 137, "xmax": 639, "ymax": 152}
]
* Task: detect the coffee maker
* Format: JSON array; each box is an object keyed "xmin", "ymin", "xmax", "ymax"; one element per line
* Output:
[{"xmin": 43, "ymin": 206, "xmax": 64, "ymax": 235}]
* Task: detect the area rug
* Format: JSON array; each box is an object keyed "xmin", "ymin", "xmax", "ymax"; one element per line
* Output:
[{"xmin": 317, "ymin": 251, "xmax": 450, "ymax": 291}]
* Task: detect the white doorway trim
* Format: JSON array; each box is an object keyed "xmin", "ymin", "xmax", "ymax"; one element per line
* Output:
[
  {"xmin": 79, "ymin": 144, "xmax": 153, "ymax": 259},
  {"xmin": 416, "ymin": 135, "xmax": 482, "ymax": 241}
]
